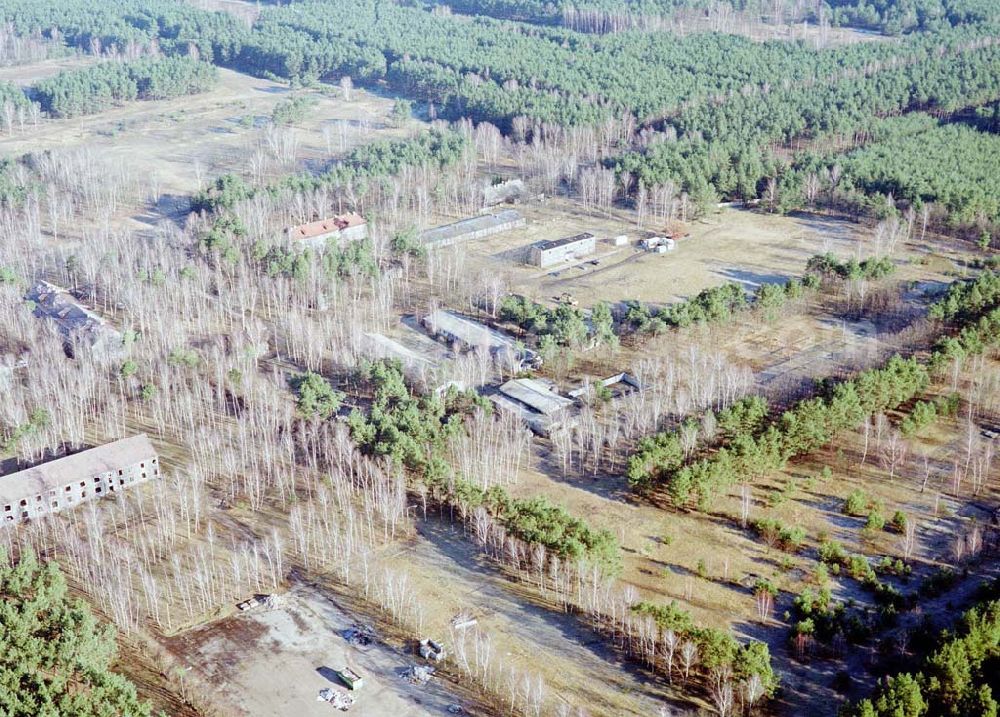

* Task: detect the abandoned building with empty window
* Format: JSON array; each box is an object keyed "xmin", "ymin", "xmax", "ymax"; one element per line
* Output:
[{"xmin": 0, "ymin": 434, "xmax": 159, "ymax": 522}]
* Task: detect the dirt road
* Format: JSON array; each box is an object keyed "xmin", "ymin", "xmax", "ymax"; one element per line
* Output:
[{"xmin": 386, "ymin": 518, "xmax": 686, "ymax": 716}]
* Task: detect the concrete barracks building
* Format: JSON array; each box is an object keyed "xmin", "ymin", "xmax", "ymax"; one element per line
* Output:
[{"xmin": 0, "ymin": 434, "xmax": 159, "ymax": 523}]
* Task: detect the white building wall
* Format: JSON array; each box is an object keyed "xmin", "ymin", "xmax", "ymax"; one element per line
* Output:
[{"xmin": 2, "ymin": 455, "xmax": 160, "ymax": 523}]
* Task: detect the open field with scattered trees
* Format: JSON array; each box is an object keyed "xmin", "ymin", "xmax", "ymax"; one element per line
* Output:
[{"xmin": 0, "ymin": 0, "xmax": 999, "ymax": 715}]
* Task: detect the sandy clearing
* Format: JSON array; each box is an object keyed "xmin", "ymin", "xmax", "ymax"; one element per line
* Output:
[{"xmin": 166, "ymin": 585, "xmax": 463, "ymax": 717}]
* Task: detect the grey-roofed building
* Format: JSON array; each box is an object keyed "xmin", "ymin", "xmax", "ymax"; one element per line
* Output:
[
  {"xmin": 419, "ymin": 210, "xmax": 525, "ymax": 250},
  {"xmin": 25, "ymin": 280, "xmax": 123, "ymax": 357},
  {"xmin": 491, "ymin": 378, "xmax": 574, "ymax": 436},
  {"xmin": 362, "ymin": 325, "xmax": 451, "ymax": 370},
  {"xmin": 530, "ymin": 233, "xmax": 596, "ymax": 268},
  {"xmin": 422, "ymin": 310, "xmax": 539, "ymax": 370},
  {"xmin": 0, "ymin": 434, "xmax": 159, "ymax": 523}
]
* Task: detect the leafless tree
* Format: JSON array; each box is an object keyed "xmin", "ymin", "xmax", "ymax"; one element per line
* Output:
[{"xmin": 680, "ymin": 640, "xmax": 698, "ymax": 681}]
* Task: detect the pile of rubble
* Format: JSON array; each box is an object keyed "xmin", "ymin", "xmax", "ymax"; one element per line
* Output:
[
  {"xmin": 236, "ymin": 593, "xmax": 286, "ymax": 612},
  {"xmin": 318, "ymin": 687, "xmax": 355, "ymax": 711},
  {"xmin": 263, "ymin": 593, "xmax": 285, "ymax": 610},
  {"xmin": 342, "ymin": 623, "xmax": 375, "ymax": 647},
  {"xmin": 401, "ymin": 664, "xmax": 435, "ymax": 686}
]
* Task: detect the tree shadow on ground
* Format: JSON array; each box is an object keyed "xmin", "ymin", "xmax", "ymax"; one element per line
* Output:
[
  {"xmin": 412, "ymin": 515, "xmax": 691, "ymax": 715},
  {"xmin": 532, "ymin": 444, "xmax": 636, "ymax": 504}
]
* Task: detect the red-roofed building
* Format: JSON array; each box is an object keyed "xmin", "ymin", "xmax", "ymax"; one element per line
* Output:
[{"xmin": 284, "ymin": 212, "xmax": 368, "ymax": 249}]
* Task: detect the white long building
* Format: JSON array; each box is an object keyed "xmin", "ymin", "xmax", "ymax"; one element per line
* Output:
[{"xmin": 0, "ymin": 434, "xmax": 159, "ymax": 523}]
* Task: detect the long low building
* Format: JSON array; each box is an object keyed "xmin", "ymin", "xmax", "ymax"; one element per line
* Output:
[
  {"xmin": 419, "ymin": 209, "xmax": 525, "ymax": 249},
  {"xmin": 0, "ymin": 434, "xmax": 159, "ymax": 522},
  {"xmin": 530, "ymin": 233, "xmax": 596, "ymax": 268},
  {"xmin": 491, "ymin": 378, "xmax": 575, "ymax": 435},
  {"xmin": 422, "ymin": 309, "xmax": 539, "ymax": 369}
]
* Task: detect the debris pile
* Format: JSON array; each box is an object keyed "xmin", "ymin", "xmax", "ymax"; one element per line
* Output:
[
  {"xmin": 236, "ymin": 595, "xmax": 263, "ymax": 611},
  {"xmin": 343, "ymin": 623, "xmax": 375, "ymax": 646},
  {"xmin": 263, "ymin": 593, "xmax": 285, "ymax": 611},
  {"xmin": 236, "ymin": 593, "xmax": 285, "ymax": 612},
  {"xmin": 318, "ymin": 687, "xmax": 355, "ymax": 711},
  {"xmin": 402, "ymin": 664, "xmax": 435, "ymax": 686}
]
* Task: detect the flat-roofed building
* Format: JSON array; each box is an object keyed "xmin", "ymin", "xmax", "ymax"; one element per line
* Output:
[
  {"xmin": 419, "ymin": 210, "xmax": 525, "ymax": 250},
  {"xmin": 0, "ymin": 434, "xmax": 159, "ymax": 523},
  {"xmin": 285, "ymin": 213, "xmax": 368, "ymax": 250},
  {"xmin": 422, "ymin": 309, "xmax": 539, "ymax": 370},
  {"xmin": 25, "ymin": 280, "xmax": 123, "ymax": 358},
  {"xmin": 491, "ymin": 378, "xmax": 575, "ymax": 435},
  {"xmin": 530, "ymin": 233, "xmax": 596, "ymax": 268},
  {"xmin": 362, "ymin": 324, "xmax": 452, "ymax": 370}
]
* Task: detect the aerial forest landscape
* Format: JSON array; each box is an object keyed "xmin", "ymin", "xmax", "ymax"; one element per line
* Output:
[{"xmin": 0, "ymin": 0, "xmax": 999, "ymax": 715}]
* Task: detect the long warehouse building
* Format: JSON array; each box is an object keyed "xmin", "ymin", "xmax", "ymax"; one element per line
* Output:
[{"xmin": 420, "ymin": 210, "xmax": 525, "ymax": 249}]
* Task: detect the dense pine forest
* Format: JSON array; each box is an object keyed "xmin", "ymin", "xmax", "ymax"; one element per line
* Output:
[{"xmin": 1, "ymin": 0, "xmax": 998, "ymax": 227}]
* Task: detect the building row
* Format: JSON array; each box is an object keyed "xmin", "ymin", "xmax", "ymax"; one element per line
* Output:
[{"xmin": 419, "ymin": 210, "xmax": 526, "ymax": 250}]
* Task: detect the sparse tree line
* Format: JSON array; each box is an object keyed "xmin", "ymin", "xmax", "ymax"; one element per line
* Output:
[
  {"xmin": 626, "ymin": 599, "xmax": 777, "ymax": 715},
  {"xmin": 615, "ymin": 245, "xmax": 894, "ymax": 340},
  {"xmin": 0, "ymin": 21, "xmax": 64, "ymax": 66},
  {"xmin": 626, "ymin": 271, "xmax": 1000, "ymax": 507},
  {"xmin": 0, "ymin": 78, "xmax": 38, "ymax": 134},
  {"xmin": 423, "ymin": 0, "xmax": 998, "ymax": 36},
  {"xmin": 191, "ymin": 126, "xmax": 468, "ymax": 213}
]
